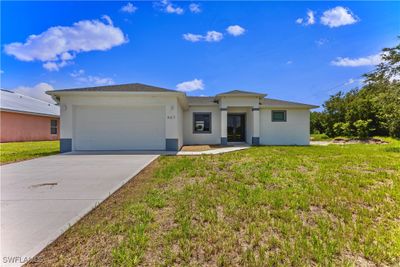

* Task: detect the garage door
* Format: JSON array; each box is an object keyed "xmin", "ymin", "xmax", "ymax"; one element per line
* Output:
[{"xmin": 73, "ymin": 106, "xmax": 165, "ymax": 150}]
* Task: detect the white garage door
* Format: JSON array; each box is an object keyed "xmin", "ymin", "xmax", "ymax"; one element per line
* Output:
[{"xmin": 73, "ymin": 106, "xmax": 165, "ymax": 150}]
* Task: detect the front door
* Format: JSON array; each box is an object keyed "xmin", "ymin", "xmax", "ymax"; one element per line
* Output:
[{"xmin": 227, "ymin": 114, "xmax": 246, "ymax": 142}]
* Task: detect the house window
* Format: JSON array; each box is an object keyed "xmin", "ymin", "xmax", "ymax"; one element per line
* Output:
[
  {"xmin": 193, "ymin": 113, "xmax": 211, "ymax": 133},
  {"xmin": 51, "ymin": 119, "xmax": 58, "ymax": 134},
  {"xmin": 272, "ymin": 110, "xmax": 287, "ymax": 122}
]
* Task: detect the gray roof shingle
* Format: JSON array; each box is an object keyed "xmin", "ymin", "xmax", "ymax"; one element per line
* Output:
[
  {"xmin": 50, "ymin": 83, "xmax": 178, "ymax": 93},
  {"xmin": 217, "ymin": 90, "xmax": 265, "ymax": 96},
  {"xmin": 0, "ymin": 89, "xmax": 60, "ymax": 116},
  {"xmin": 261, "ymin": 98, "xmax": 318, "ymax": 108}
]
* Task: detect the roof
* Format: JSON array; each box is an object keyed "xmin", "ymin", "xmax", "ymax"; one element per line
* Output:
[
  {"xmin": 46, "ymin": 82, "xmax": 318, "ymax": 109},
  {"xmin": 0, "ymin": 89, "xmax": 60, "ymax": 117},
  {"xmin": 48, "ymin": 83, "xmax": 179, "ymax": 94},
  {"xmin": 261, "ymin": 98, "xmax": 319, "ymax": 108},
  {"xmin": 216, "ymin": 90, "xmax": 267, "ymax": 97},
  {"xmin": 187, "ymin": 96, "xmax": 218, "ymax": 105}
]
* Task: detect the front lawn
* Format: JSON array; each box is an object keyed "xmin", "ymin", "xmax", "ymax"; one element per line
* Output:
[
  {"xmin": 0, "ymin": 141, "xmax": 59, "ymax": 164},
  {"xmin": 28, "ymin": 140, "xmax": 400, "ymax": 266}
]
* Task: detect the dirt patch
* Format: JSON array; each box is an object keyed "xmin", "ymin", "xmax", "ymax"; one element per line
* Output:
[
  {"xmin": 180, "ymin": 145, "xmax": 228, "ymax": 152},
  {"xmin": 332, "ymin": 138, "xmax": 388, "ymax": 145},
  {"xmin": 342, "ymin": 251, "xmax": 377, "ymax": 266}
]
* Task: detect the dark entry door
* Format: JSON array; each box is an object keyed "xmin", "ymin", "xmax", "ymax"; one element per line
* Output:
[{"xmin": 227, "ymin": 114, "xmax": 246, "ymax": 142}]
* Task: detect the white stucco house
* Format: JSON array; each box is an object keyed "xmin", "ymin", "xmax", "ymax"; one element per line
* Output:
[{"xmin": 48, "ymin": 83, "xmax": 318, "ymax": 152}]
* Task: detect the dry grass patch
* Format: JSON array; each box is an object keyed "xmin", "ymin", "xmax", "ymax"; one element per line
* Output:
[{"xmin": 180, "ymin": 145, "xmax": 225, "ymax": 152}]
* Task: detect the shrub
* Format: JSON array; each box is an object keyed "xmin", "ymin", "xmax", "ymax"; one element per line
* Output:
[
  {"xmin": 333, "ymin": 122, "xmax": 351, "ymax": 137},
  {"xmin": 354, "ymin": 119, "xmax": 374, "ymax": 139}
]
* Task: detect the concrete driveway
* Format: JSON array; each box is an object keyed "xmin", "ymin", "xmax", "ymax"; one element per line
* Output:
[{"xmin": 0, "ymin": 153, "xmax": 158, "ymax": 267}]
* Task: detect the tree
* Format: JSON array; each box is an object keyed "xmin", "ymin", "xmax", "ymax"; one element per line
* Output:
[{"xmin": 311, "ymin": 38, "xmax": 400, "ymax": 138}]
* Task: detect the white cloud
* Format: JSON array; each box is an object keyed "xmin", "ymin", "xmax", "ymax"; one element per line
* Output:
[
  {"xmin": 345, "ymin": 78, "xmax": 355, "ymax": 85},
  {"xmin": 189, "ymin": 3, "xmax": 201, "ymax": 13},
  {"xmin": 70, "ymin": 69, "xmax": 114, "ymax": 86},
  {"xmin": 226, "ymin": 25, "xmax": 246, "ymax": 36},
  {"xmin": 204, "ymin": 31, "xmax": 223, "ymax": 42},
  {"xmin": 166, "ymin": 5, "xmax": 184, "ymax": 14},
  {"xmin": 60, "ymin": 52, "xmax": 74, "ymax": 61},
  {"xmin": 183, "ymin": 33, "xmax": 203, "ymax": 42},
  {"xmin": 121, "ymin": 2, "xmax": 137, "ymax": 13},
  {"xmin": 320, "ymin": 6, "xmax": 358, "ymax": 28},
  {"xmin": 176, "ymin": 79, "xmax": 204, "ymax": 92},
  {"xmin": 331, "ymin": 54, "xmax": 381, "ymax": 67},
  {"xmin": 315, "ymin": 38, "xmax": 328, "ymax": 46},
  {"xmin": 70, "ymin": 69, "xmax": 85, "ymax": 77},
  {"xmin": 345, "ymin": 78, "xmax": 364, "ymax": 86},
  {"xmin": 296, "ymin": 10, "xmax": 315, "ymax": 26},
  {"xmin": 157, "ymin": 0, "xmax": 184, "ymax": 14},
  {"xmin": 286, "ymin": 60, "xmax": 293, "ymax": 65},
  {"xmin": 12, "ymin": 83, "xmax": 55, "ymax": 103},
  {"xmin": 4, "ymin": 16, "xmax": 127, "ymax": 71},
  {"xmin": 43, "ymin": 60, "xmax": 71, "ymax": 72},
  {"xmin": 183, "ymin": 31, "xmax": 223, "ymax": 43}
]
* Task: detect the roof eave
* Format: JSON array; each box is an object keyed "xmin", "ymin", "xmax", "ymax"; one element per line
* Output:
[
  {"xmin": 47, "ymin": 90, "xmax": 186, "ymax": 97},
  {"xmin": 260, "ymin": 105, "xmax": 319, "ymax": 109},
  {"xmin": 47, "ymin": 90, "xmax": 189, "ymax": 109},
  {"xmin": 215, "ymin": 93, "xmax": 267, "ymax": 100},
  {"xmin": 0, "ymin": 108, "xmax": 60, "ymax": 118}
]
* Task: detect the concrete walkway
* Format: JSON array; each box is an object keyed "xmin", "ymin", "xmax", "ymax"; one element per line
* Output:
[{"xmin": 0, "ymin": 153, "xmax": 158, "ymax": 267}]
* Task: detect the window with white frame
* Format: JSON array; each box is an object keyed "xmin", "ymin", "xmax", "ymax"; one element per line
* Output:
[{"xmin": 51, "ymin": 119, "xmax": 58, "ymax": 134}]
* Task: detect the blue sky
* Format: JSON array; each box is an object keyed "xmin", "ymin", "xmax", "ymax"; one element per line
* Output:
[{"xmin": 1, "ymin": 1, "xmax": 399, "ymax": 107}]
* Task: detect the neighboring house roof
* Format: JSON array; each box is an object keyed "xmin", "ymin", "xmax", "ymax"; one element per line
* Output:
[
  {"xmin": 0, "ymin": 89, "xmax": 60, "ymax": 117},
  {"xmin": 261, "ymin": 98, "xmax": 319, "ymax": 109},
  {"xmin": 50, "ymin": 83, "xmax": 179, "ymax": 93}
]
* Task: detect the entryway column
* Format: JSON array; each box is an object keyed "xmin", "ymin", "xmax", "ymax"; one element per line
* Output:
[
  {"xmin": 220, "ymin": 108, "xmax": 227, "ymax": 145},
  {"xmin": 252, "ymin": 108, "xmax": 260, "ymax": 145}
]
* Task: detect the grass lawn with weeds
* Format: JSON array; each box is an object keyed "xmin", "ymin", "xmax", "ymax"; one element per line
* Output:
[
  {"xmin": 0, "ymin": 141, "xmax": 59, "ymax": 164},
  {"xmin": 310, "ymin": 133, "xmax": 332, "ymax": 141},
  {"xmin": 28, "ymin": 139, "xmax": 400, "ymax": 266}
]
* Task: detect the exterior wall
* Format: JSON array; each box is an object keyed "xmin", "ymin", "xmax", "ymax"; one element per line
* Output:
[
  {"xmin": 176, "ymin": 102, "xmax": 184, "ymax": 149},
  {"xmin": 260, "ymin": 108, "xmax": 310, "ymax": 145},
  {"xmin": 59, "ymin": 94, "xmax": 181, "ymax": 151},
  {"xmin": 0, "ymin": 111, "xmax": 59, "ymax": 142},
  {"xmin": 220, "ymin": 96, "xmax": 259, "ymax": 108},
  {"xmin": 183, "ymin": 106, "xmax": 221, "ymax": 145}
]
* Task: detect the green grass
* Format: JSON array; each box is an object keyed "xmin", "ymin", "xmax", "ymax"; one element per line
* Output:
[
  {"xmin": 29, "ymin": 139, "xmax": 400, "ymax": 266},
  {"xmin": 0, "ymin": 141, "xmax": 60, "ymax": 164}
]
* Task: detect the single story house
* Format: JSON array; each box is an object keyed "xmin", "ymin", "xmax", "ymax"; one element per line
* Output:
[
  {"xmin": 47, "ymin": 83, "xmax": 318, "ymax": 152},
  {"xmin": 0, "ymin": 89, "xmax": 60, "ymax": 142}
]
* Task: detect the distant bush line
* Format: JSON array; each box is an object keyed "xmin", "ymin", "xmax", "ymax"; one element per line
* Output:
[{"xmin": 311, "ymin": 39, "xmax": 400, "ymax": 139}]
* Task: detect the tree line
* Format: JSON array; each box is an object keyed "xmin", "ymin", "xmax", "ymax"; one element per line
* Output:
[{"xmin": 311, "ymin": 39, "xmax": 400, "ymax": 139}]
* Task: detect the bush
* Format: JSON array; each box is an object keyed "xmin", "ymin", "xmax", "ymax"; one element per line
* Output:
[
  {"xmin": 333, "ymin": 122, "xmax": 351, "ymax": 137},
  {"xmin": 354, "ymin": 119, "xmax": 374, "ymax": 139}
]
